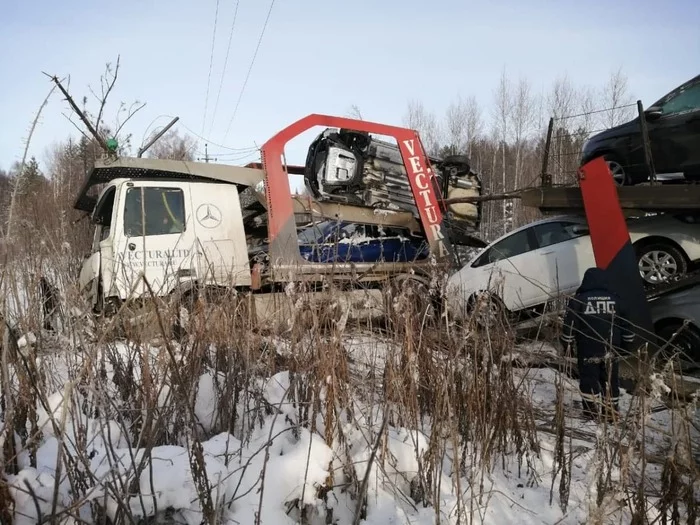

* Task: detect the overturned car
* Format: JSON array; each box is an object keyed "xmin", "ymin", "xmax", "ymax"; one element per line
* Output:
[{"xmin": 303, "ymin": 128, "xmax": 483, "ymax": 238}]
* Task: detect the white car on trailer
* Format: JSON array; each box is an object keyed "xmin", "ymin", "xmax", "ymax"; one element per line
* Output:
[{"xmin": 446, "ymin": 213, "xmax": 700, "ymax": 318}]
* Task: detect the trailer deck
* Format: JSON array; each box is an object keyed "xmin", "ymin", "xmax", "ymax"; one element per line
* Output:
[
  {"xmin": 521, "ymin": 184, "xmax": 700, "ymax": 215},
  {"xmin": 645, "ymin": 270, "xmax": 700, "ymax": 301}
]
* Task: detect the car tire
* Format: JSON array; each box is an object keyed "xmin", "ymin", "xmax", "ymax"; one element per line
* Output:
[
  {"xmin": 635, "ymin": 242, "xmax": 688, "ymax": 285},
  {"xmin": 468, "ymin": 291, "xmax": 509, "ymax": 329},
  {"xmin": 384, "ymin": 276, "xmax": 435, "ymax": 324},
  {"xmin": 603, "ymin": 154, "xmax": 629, "ymax": 186},
  {"xmin": 655, "ymin": 321, "xmax": 700, "ymax": 374}
]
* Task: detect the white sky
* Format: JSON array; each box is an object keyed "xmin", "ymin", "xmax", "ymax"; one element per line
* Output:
[{"xmin": 1, "ymin": 0, "xmax": 698, "ymax": 175}]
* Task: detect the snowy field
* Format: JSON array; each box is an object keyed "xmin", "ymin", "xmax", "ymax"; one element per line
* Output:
[{"xmin": 2, "ymin": 319, "xmax": 699, "ymax": 525}]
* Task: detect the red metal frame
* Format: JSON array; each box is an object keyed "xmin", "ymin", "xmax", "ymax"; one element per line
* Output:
[
  {"xmin": 260, "ymin": 114, "xmax": 455, "ymax": 266},
  {"xmin": 578, "ymin": 155, "xmax": 654, "ymax": 341},
  {"xmin": 578, "ymin": 157, "xmax": 630, "ymax": 270}
]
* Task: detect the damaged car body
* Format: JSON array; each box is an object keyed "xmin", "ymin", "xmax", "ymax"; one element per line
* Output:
[{"xmin": 303, "ymin": 127, "xmax": 483, "ymax": 238}]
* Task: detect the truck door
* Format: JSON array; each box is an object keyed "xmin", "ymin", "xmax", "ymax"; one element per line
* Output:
[
  {"xmin": 113, "ymin": 182, "xmax": 193, "ymax": 300},
  {"xmin": 79, "ymin": 185, "xmax": 117, "ymax": 306}
]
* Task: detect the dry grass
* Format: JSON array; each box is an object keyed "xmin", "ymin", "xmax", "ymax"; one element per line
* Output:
[{"xmin": 0, "ymin": 244, "xmax": 699, "ymax": 524}]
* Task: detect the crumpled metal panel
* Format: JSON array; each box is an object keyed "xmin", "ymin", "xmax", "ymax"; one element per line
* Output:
[{"xmin": 304, "ymin": 130, "xmax": 483, "ymax": 233}]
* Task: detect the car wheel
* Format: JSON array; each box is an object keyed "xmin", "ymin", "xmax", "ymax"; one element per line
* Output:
[
  {"xmin": 603, "ymin": 155, "xmax": 628, "ymax": 186},
  {"xmin": 635, "ymin": 242, "xmax": 688, "ymax": 285},
  {"xmin": 655, "ymin": 321, "xmax": 700, "ymax": 374},
  {"xmin": 385, "ymin": 276, "xmax": 435, "ymax": 323},
  {"xmin": 468, "ymin": 291, "xmax": 509, "ymax": 329}
]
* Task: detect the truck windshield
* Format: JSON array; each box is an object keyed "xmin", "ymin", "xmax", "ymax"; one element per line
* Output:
[{"xmin": 124, "ymin": 187, "xmax": 186, "ymax": 237}]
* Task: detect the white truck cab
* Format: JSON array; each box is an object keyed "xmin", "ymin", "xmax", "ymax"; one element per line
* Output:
[{"xmin": 79, "ymin": 177, "xmax": 251, "ymax": 311}]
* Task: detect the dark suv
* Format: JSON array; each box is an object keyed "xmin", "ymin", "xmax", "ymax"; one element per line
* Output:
[{"xmin": 581, "ymin": 74, "xmax": 700, "ymax": 186}]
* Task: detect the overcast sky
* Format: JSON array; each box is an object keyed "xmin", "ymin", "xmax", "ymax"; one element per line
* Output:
[{"xmin": 1, "ymin": 0, "xmax": 698, "ymax": 174}]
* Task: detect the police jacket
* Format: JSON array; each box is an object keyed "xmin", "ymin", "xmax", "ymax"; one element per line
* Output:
[{"xmin": 560, "ymin": 267, "xmax": 636, "ymax": 356}]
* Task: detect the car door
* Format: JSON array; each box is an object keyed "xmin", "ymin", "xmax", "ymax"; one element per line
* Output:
[
  {"xmin": 647, "ymin": 78, "xmax": 700, "ymax": 176},
  {"xmin": 468, "ymin": 226, "xmax": 547, "ymax": 311},
  {"xmin": 531, "ymin": 220, "xmax": 595, "ymax": 298}
]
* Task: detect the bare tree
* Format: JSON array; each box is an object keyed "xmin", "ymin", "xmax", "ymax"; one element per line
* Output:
[
  {"xmin": 402, "ymin": 100, "xmax": 442, "ymax": 156},
  {"xmin": 48, "ymin": 56, "xmax": 146, "ymax": 156},
  {"xmin": 463, "ymin": 96, "xmax": 483, "ymax": 159},
  {"xmin": 444, "ymin": 96, "xmax": 469, "ymax": 155},
  {"xmin": 547, "ymin": 74, "xmax": 577, "ymax": 183},
  {"xmin": 147, "ymin": 129, "xmax": 198, "ymax": 161},
  {"xmin": 601, "ymin": 67, "xmax": 635, "ymax": 128},
  {"xmin": 493, "ymin": 68, "xmax": 512, "ymax": 233},
  {"xmin": 547, "ymin": 73, "xmax": 576, "ymax": 123},
  {"xmin": 510, "ymin": 77, "xmax": 537, "ymax": 187},
  {"xmin": 442, "ymin": 95, "xmax": 484, "ymax": 160},
  {"xmin": 577, "ymin": 85, "xmax": 599, "ymax": 134},
  {"xmin": 5, "ymin": 84, "xmax": 57, "ymax": 240}
]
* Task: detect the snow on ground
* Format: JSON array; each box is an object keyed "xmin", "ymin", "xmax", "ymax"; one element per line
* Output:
[{"xmin": 1, "ymin": 330, "xmax": 699, "ymax": 524}]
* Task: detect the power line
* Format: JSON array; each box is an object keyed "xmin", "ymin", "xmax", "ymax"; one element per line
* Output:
[
  {"xmin": 172, "ymin": 117, "xmax": 259, "ymax": 152},
  {"xmin": 554, "ymin": 102, "xmax": 637, "ymax": 121},
  {"xmin": 139, "ymin": 114, "xmax": 174, "ymax": 150},
  {"xmin": 196, "ymin": 149, "xmax": 260, "ymax": 163},
  {"xmin": 201, "ymin": 0, "xmax": 221, "ymax": 134},
  {"xmin": 208, "ymin": 0, "xmax": 240, "ymax": 137},
  {"xmin": 222, "ymin": 0, "xmax": 276, "ymax": 143}
]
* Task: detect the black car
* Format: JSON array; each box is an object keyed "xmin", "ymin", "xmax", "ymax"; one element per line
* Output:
[{"xmin": 581, "ymin": 74, "xmax": 700, "ymax": 186}]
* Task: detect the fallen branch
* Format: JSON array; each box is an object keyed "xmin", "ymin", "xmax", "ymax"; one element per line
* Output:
[{"xmin": 44, "ymin": 73, "xmax": 110, "ymax": 153}]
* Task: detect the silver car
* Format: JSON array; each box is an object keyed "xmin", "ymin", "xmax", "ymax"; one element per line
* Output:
[{"xmin": 648, "ymin": 282, "xmax": 700, "ymax": 374}]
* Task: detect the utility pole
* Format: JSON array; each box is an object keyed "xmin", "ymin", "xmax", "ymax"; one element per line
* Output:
[{"xmin": 197, "ymin": 143, "xmax": 217, "ymax": 163}]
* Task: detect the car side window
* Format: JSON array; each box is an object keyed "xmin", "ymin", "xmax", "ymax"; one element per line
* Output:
[
  {"xmin": 533, "ymin": 221, "xmax": 587, "ymax": 249},
  {"xmin": 472, "ymin": 229, "xmax": 534, "ymax": 267},
  {"xmin": 660, "ymin": 83, "xmax": 700, "ymax": 115}
]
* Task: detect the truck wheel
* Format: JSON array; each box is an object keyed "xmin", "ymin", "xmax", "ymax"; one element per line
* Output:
[{"xmin": 95, "ymin": 285, "xmax": 119, "ymax": 318}]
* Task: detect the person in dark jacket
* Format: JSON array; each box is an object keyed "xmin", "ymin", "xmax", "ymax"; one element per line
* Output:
[{"xmin": 560, "ymin": 267, "xmax": 636, "ymax": 420}]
